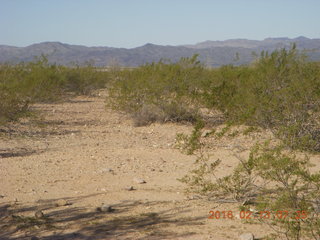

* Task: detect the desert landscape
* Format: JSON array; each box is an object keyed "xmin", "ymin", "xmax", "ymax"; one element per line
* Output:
[
  {"xmin": 1, "ymin": 84, "xmax": 319, "ymax": 240},
  {"xmin": 0, "ymin": 90, "xmax": 270, "ymax": 240},
  {"xmin": 2, "ymin": 1, "xmax": 320, "ymax": 239}
]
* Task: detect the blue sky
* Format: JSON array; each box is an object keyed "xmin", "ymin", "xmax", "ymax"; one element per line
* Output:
[{"xmin": 1, "ymin": 0, "xmax": 319, "ymax": 48}]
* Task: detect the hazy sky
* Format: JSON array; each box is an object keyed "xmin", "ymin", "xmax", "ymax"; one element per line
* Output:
[{"xmin": 1, "ymin": 0, "xmax": 319, "ymax": 48}]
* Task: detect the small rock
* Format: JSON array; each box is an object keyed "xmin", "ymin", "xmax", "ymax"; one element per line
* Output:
[
  {"xmin": 0, "ymin": 195, "xmax": 4, "ymax": 198},
  {"xmin": 125, "ymin": 186, "xmax": 135, "ymax": 191},
  {"xmin": 186, "ymin": 195, "xmax": 200, "ymax": 200},
  {"xmin": 201, "ymin": 130, "xmax": 212, "ymax": 138},
  {"xmin": 35, "ymin": 210, "xmax": 44, "ymax": 219},
  {"xmin": 150, "ymin": 168, "xmax": 155, "ymax": 172},
  {"xmin": 97, "ymin": 204, "xmax": 114, "ymax": 212},
  {"xmin": 55, "ymin": 199, "xmax": 69, "ymax": 207},
  {"xmin": 133, "ymin": 178, "xmax": 146, "ymax": 184},
  {"xmin": 239, "ymin": 233, "xmax": 255, "ymax": 240}
]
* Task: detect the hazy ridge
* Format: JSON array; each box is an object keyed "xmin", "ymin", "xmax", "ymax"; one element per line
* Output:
[{"xmin": 1, "ymin": 37, "xmax": 320, "ymax": 67}]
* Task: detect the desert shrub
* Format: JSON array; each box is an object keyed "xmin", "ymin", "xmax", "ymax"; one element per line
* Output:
[
  {"xmin": 0, "ymin": 64, "xmax": 32, "ymax": 123},
  {"xmin": 0, "ymin": 85, "xmax": 29, "ymax": 123},
  {"xmin": 176, "ymin": 120, "xmax": 204, "ymax": 155},
  {"xmin": 0, "ymin": 56, "xmax": 109, "ymax": 124},
  {"xmin": 108, "ymin": 55, "xmax": 205, "ymax": 126},
  {"xmin": 132, "ymin": 101, "xmax": 199, "ymax": 126},
  {"xmin": 21, "ymin": 57, "xmax": 66, "ymax": 102},
  {"xmin": 132, "ymin": 104, "xmax": 166, "ymax": 127},
  {"xmin": 108, "ymin": 47, "xmax": 320, "ymax": 150},
  {"xmin": 178, "ymin": 125, "xmax": 320, "ymax": 239},
  {"xmin": 63, "ymin": 64, "xmax": 107, "ymax": 95},
  {"xmin": 200, "ymin": 45, "xmax": 320, "ymax": 151},
  {"xmin": 248, "ymin": 143, "xmax": 320, "ymax": 240}
]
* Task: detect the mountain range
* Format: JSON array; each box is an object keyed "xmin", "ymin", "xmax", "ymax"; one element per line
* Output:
[{"xmin": 1, "ymin": 37, "xmax": 320, "ymax": 67}]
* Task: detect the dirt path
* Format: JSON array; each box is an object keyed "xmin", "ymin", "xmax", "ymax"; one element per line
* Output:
[{"xmin": 0, "ymin": 91, "xmax": 284, "ymax": 239}]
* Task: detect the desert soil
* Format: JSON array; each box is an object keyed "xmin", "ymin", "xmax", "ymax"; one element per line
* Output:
[{"xmin": 1, "ymin": 90, "xmax": 319, "ymax": 240}]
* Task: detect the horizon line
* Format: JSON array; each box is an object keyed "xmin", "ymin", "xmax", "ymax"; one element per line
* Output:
[{"xmin": 1, "ymin": 35, "xmax": 319, "ymax": 49}]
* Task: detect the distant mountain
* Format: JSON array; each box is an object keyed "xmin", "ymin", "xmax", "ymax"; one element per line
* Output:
[
  {"xmin": 184, "ymin": 36, "xmax": 320, "ymax": 50},
  {"xmin": 1, "ymin": 37, "xmax": 320, "ymax": 67}
]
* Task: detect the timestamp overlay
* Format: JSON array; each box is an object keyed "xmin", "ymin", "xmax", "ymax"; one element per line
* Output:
[{"xmin": 208, "ymin": 210, "xmax": 317, "ymax": 220}]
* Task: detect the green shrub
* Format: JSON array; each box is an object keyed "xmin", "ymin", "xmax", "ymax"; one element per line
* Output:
[
  {"xmin": 250, "ymin": 143, "xmax": 320, "ymax": 240},
  {"xmin": 108, "ymin": 47, "xmax": 320, "ymax": 150},
  {"xmin": 108, "ymin": 55, "xmax": 205, "ymax": 125},
  {"xmin": 63, "ymin": 64, "xmax": 107, "ymax": 95},
  {"xmin": 0, "ymin": 56, "xmax": 109, "ymax": 124},
  {"xmin": 178, "ymin": 124, "xmax": 320, "ymax": 239},
  {"xmin": 0, "ymin": 64, "xmax": 32, "ymax": 123},
  {"xmin": 0, "ymin": 85, "xmax": 29, "ymax": 123},
  {"xmin": 201, "ymin": 45, "xmax": 320, "ymax": 151},
  {"xmin": 21, "ymin": 57, "xmax": 66, "ymax": 102},
  {"xmin": 176, "ymin": 120, "xmax": 204, "ymax": 155}
]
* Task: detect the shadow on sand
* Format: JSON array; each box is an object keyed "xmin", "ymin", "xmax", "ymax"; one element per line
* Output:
[{"xmin": 0, "ymin": 194, "xmax": 205, "ymax": 240}]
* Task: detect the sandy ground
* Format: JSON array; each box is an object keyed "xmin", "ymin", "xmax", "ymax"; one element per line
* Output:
[{"xmin": 1, "ymin": 90, "xmax": 319, "ymax": 240}]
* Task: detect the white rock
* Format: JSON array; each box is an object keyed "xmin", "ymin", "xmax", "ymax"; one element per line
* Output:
[
  {"xmin": 100, "ymin": 168, "xmax": 114, "ymax": 173},
  {"xmin": 125, "ymin": 186, "xmax": 135, "ymax": 191},
  {"xmin": 239, "ymin": 233, "xmax": 254, "ymax": 240},
  {"xmin": 55, "ymin": 199, "xmax": 69, "ymax": 207},
  {"xmin": 133, "ymin": 178, "xmax": 146, "ymax": 184},
  {"xmin": 201, "ymin": 130, "xmax": 212, "ymax": 137},
  {"xmin": 97, "ymin": 204, "xmax": 113, "ymax": 212}
]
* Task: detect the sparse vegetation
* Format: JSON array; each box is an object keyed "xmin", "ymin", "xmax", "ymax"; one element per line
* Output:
[
  {"xmin": 3, "ymin": 47, "xmax": 320, "ymax": 152},
  {"xmin": 177, "ymin": 126, "xmax": 320, "ymax": 239},
  {"xmin": 108, "ymin": 45, "xmax": 320, "ymax": 152},
  {"xmin": 0, "ymin": 55, "xmax": 109, "ymax": 124},
  {"xmin": 107, "ymin": 55, "xmax": 204, "ymax": 125},
  {"xmin": 1, "ymin": 45, "xmax": 320, "ymax": 239}
]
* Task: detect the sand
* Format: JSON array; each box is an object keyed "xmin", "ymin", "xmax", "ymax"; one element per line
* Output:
[{"xmin": 1, "ymin": 90, "xmax": 318, "ymax": 240}]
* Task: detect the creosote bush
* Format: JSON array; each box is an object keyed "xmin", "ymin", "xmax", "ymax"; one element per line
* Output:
[
  {"xmin": 0, "ymin": 56, "xmax": 109, "ymax": 124},
  {"xmin": 177, "ymin": 123, "xmax": 320, "ymax": 239},
  {"xmin": 108, "ymin": 55, "xmax": 204, "ymax": 126},
  {"xmin": 108, "ymin": 46, "xmax": 320, "ymax": 152}
]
